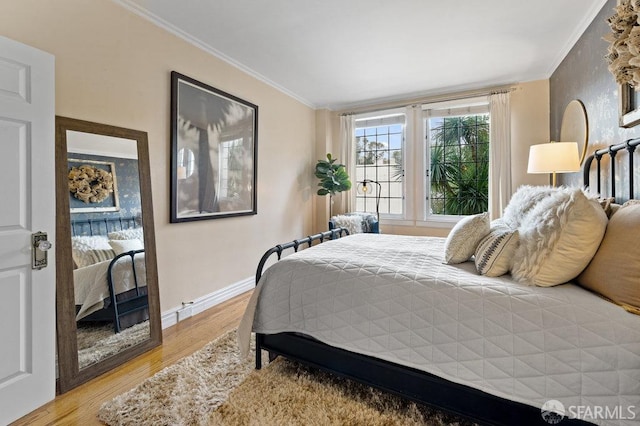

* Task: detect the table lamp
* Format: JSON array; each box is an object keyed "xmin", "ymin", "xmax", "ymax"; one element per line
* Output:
[{"xmin": 527, "ymin": 142, "xmax": 581, "ymax": 186}]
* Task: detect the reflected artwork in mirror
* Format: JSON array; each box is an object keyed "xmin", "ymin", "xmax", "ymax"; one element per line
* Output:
[{"xmin": 55, "ymin": 117, "xmax": 161, "ymax": 393}]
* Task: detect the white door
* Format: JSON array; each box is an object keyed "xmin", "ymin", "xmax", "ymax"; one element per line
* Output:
[{"xmin": 0, "ymin": 36, "xmax": 55, "ymax": 425}]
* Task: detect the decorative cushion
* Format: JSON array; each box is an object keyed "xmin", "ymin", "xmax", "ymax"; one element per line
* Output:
[
  {"xmin": 443, "ymin": 212, "xmax": 490, "ymax": 264},
  {"xmin": 501, "ymin": 185, "xmax": 555, "ymax": 229},
  {"xmin": 85, "ymin": 249, "xmax": 116, "ymax": 266},
  {"xmin": 108, "ymin": 227, "xmax": 144, "ymax": 241},
  {"xmin": 510, "ymin": 187, "xmax": 608, "ymax": 287},
  {"xmin": 331, "ymin": 215, "xmax": 363, "ymax": 235},
  {"xmin": 597, "ymin": 197, "xmax": 616, "ymax": 218},
  {"xmin": 475, "ymin": 225, "xmax": 520, "ymax": 277},
  {"xmin": 577, "ymin": 203, "xmax": 640, "ymax": 315},
  {"xmin": 609, "ymin": 203, "xmax": 622, "ymax": 217},
  {"xmin": 109, "ymin": 239, "xmax": 144, "ymax": 255},
  {"xmin": 71, "ymin": 235, "xmax": 112, "ymax": 268}
]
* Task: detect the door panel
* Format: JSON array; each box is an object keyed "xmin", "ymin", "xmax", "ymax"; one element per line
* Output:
[
  {"xmin": 0, "ymin": 35, "xmax": 55, "ymax": 425},
  {"xmin": 0, "ymin": 270, "xmax": 27, "ymax": 383}
]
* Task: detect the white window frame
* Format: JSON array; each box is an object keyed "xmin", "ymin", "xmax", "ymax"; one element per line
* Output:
[
  {"xmin": 352, "ymin": 108, "xmax": 406, "ymax": 220},
  {"xmin": 350, "ymin": 97, "xmax": 491, "ymax": 228},
  {"xmin": 421, "ymin": 96, "xmax": 490, "ymax": 225}
]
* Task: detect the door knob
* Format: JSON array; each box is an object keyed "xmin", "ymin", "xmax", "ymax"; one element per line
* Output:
[{"xmin": 36, "ymin": 240, "xmax": 52, "ymax": 251}]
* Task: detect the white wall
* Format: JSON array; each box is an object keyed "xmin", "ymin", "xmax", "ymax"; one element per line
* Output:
[{"xmin": 0, "ymin": 0, "xmax": 316, "ymax": 312}]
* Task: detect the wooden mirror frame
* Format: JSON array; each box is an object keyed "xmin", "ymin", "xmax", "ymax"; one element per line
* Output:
[{"xmin": 55, "ymin": 116, "xmax": 162, "ymax": 393}]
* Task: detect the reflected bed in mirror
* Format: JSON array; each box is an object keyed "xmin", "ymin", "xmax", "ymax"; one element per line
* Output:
[{"xmin": 55, "ymin": 117, "xmax": 161, "ymax": 393}]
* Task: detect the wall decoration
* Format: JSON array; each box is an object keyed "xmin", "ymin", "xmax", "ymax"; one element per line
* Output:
[
  {"xmin": 170, "ymin": 71, "xmax": 258, "ymax": 222},
  {"xmin": 604, "ymin": 0, "xmax": 640, "ymax": 127},
  {"xmin": 68, "ymin": 158, "xmax": 119, "ymax": 213},
  {"xmin": 560, "ymin": 99, "xmax": 589, "ymax": 165}
]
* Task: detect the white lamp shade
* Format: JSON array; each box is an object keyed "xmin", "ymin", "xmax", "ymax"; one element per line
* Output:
[{"xmin": 527, "ymin": 142, "xmax": 581, "ymax": 174}]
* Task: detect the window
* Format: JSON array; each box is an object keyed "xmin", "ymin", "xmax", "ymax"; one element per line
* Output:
[
  {"xmin": 426, "ymin": 111, "xmax": 489, "ymax": 216},
  {"xmin": 350, "ymin": 98, "xmax": 491, "ymax": 224},
  {"xmin": 218, "ymin": 138, "xmax": 243, "ymax": 199},
  {"xmin": 354, "ymin": 112, "xmax": 405, "ymax": 217},
  {"xmin": 424, "ymin": 98, "xmax": 490, "ymax": 219}
]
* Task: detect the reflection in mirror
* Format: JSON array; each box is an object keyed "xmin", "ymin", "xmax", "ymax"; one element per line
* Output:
[
  {"xmin": 67, "ymin": 132, "xmax": 149, "ymax": 369},
  {"xmin": 177, "ymin": 147, "xmax": 195, "ymax": 179},
  {"xmin": 56, "ymin": 117, "xmax": 161, "ymax": 393}
]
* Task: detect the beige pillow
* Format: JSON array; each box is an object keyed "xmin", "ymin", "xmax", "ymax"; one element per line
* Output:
[
  {"xmin": 597, "ymin": 197, "xmax": 616, "ymax": 218},
  {"xmin": 109, "ymin": 239, "xmax": 144, "ymax": 255},
  {"xmin": 443, "ymin": 212, "xmax": 490, "ymax": 264},
  {"xmin": 475, "ymin": 226, "xmax": 519, "ymax": 277},
  {"xmin": 71, "ymin": 235, "xmax": 112, "ymax": 268},
  {"xmin": 74, "ymin": 248, "xmax": 115, "ymax": 268},
  {"xmin": 510, "ymin": 187, "xmax": 608, "ymax": 287},
  {"xmin": 577, "ymin": 203, "xmax": 640, "ymax": 315}
]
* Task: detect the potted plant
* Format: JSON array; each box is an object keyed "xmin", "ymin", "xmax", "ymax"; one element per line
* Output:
[{"xmin": 315, "ymin": 153, "xmax": 351, "ymax": 217}]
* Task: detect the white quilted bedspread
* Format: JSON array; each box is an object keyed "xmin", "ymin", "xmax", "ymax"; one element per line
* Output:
[{"xmin": 242, "ymin": 234, "xmax": 640, "ymax": 425}]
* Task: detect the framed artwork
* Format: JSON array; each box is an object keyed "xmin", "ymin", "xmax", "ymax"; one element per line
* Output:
[
  {"xmin": 619, "ymin": 83, "xmax": 640, "ymax": 128},
  {"xmin": 68, "ymin": 158, "xmax": 120, "ymax": 213},
  {"xmin": 170, "ymin": 71, "xmax": 258, "ymax": 222}
]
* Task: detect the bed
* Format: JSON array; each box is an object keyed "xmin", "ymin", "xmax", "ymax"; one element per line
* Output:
[
  {"xmin": 240, "ymin": 138, "xmax": 640, "ymax": 426},
  {"xmin": 70, "ymin": 216, "xmax": 148, "ymax": 333}
]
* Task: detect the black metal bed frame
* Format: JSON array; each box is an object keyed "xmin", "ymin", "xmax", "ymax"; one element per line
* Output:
[
  {"xmin": 583, "ymin": 137, "xmax": 639, "ymax": 201},
  {"xmin": 71, "ymin": 216, "xmax": 148, "ymax": 333},
  {"xmin": 70, "ymin": 216, "xmax": 139, "ymax": 237},
  {"xmin": 253, "ymin": 140, "xmax": 639, "ymax": 426}
]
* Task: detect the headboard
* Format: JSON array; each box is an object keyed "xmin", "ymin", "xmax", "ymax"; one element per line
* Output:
[
  {"xmin": 583, "ymin": 137, "xmax": 640, "ymax": 202},
  {"xmin": 71, "ymin": 216, "xmax": 140, "ymax": 237}
]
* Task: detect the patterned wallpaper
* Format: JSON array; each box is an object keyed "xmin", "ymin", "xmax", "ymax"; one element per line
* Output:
[
  {"xmin": 68, "ymin": 152, "xmax": 142, "ymax": 229},
  {"xmin": 550, "ymin": 0, "xmax": 640, "ymax": 199}
]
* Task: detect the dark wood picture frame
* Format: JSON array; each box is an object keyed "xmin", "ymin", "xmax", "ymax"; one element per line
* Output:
[{"xmin": 170, "ymin": 71, "xmax": 258, "ymax": 223}]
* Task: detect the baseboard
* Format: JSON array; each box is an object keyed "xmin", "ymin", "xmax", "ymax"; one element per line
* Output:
[{"xmin": 161, "ymin": 276, "xmax": 254, "ymax": 329}]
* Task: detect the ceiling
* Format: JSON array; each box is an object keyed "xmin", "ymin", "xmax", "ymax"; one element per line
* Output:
[{"xmin": 117, "ymin": 0, "xmax": 608, "ymax": 110}]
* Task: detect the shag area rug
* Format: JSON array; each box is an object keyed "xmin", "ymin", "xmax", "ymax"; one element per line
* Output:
[
  {"xmin": 77, "ymin": 321, "xmax": 150, "ymax": 369},
  {"xmin": 99, "ymin": 329, "xmax": 476, "ymax": 425}
]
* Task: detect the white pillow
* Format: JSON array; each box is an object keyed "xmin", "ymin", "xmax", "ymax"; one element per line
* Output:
[
  {"xmin": 510, "ymin": 187, "xmax": 607, "ymax": 287},
  {"xmin": 501, "ymin": 185, "xmax": 555, "ymax": 229},
  {"xmin": 71, "ymin": 235, "xmax": 111, "ymax": 250},
  {"xmin": 108, "ymin": 227, "xmax": 144, "ymax": 242},
  {"xmin": 443, "ymin": 212, "xmax": 490, "ymax": 264},
  {"xmin": 475, "ymin": 225, "xmax": 519, "ymax": 277},
  {"xmin": 109, "ymin": 239, "xmax": 144, "ymax": 255},
  {"xmin": 331, "ymin": 215, "xmax": 363, "ymax": 235},
  {"xmin": 71, "ymin": 235, "xmax": 112, "ymax": 268}
]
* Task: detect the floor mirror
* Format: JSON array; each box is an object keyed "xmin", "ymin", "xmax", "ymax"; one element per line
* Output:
[{"xmin": 55, "ymin": 116, "xmax": 162, "ymax": 393}]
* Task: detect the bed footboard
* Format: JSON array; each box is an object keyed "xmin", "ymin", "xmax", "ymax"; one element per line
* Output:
[
  {"xmin": 107, "ymin": 249, "xmax": 147, "ymax": 333},
  {"xmin": 254, "ymin": 227, "xmax": 349, "ymax": 369},
  {"xmin": 255, "ymin": 228, "xmax": 349, "ymax": 283}
]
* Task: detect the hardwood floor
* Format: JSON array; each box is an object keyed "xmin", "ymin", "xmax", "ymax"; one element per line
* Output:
[{"xmin": 12, "ymin": 291, "xmax": 252, "ymax": 426}]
